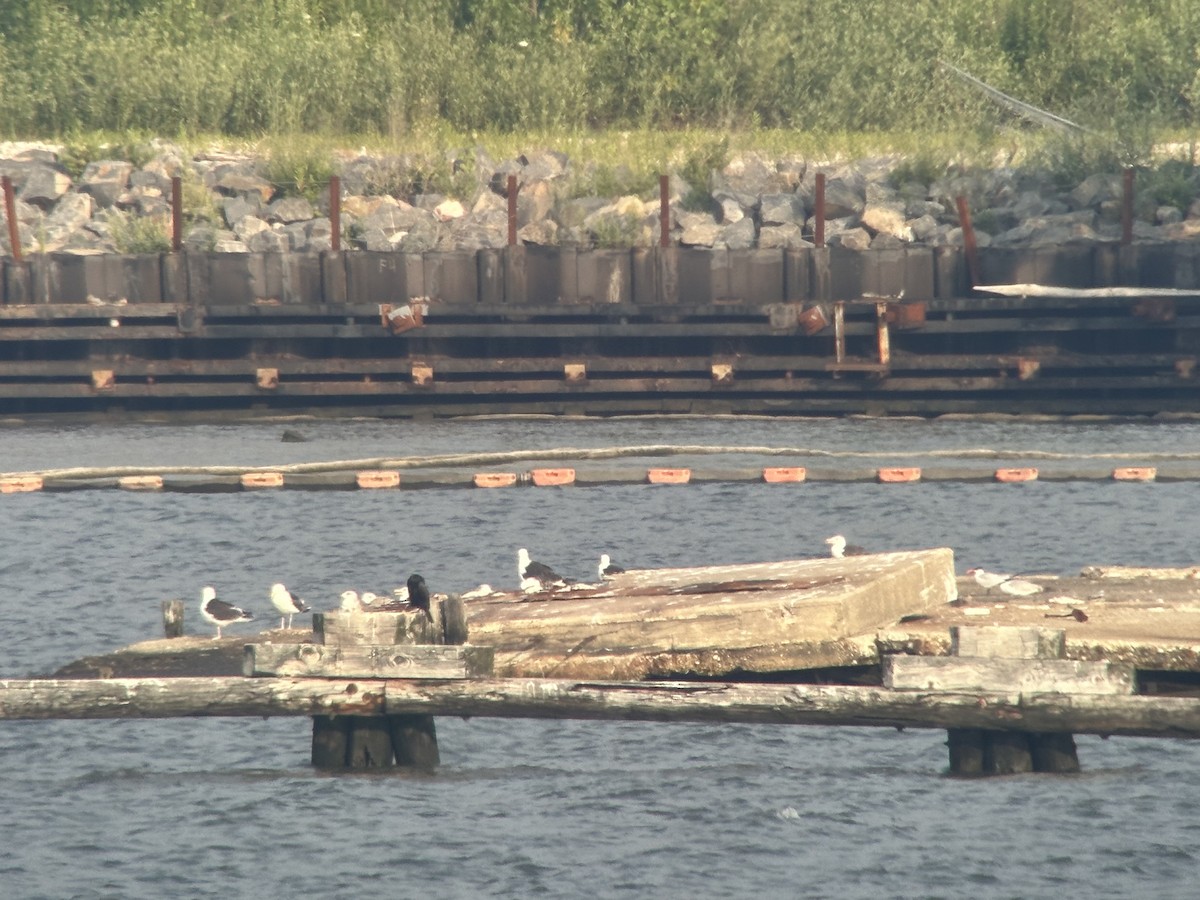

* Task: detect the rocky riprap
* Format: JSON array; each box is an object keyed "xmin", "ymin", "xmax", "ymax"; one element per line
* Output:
[{"xmin": 2, "ymin": 139, "xmax": 1198, "ymax": 257}]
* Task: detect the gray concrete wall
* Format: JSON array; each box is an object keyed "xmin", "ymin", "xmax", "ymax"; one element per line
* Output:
[{"xmin": 2, "ymin": 245, "xmax": 1196, "ymax": 308}]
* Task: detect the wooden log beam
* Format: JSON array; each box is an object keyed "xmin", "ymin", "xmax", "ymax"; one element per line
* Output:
[
  {"xmin": 4, "ymin": 677, "xmax": 1200, "ymax": 739},
  {"xmin": 244, "ymin": 642, "xmax": 494, "ymax": 679}
]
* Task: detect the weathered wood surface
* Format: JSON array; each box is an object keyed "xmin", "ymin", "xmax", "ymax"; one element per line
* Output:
[
  {"xmin": 883, "ymin": 656, "xmax": 1134, "ymax": 695},
  {"xmin": 950, "ymin": 625, "xmax": 1065, "ymax": 660},
  {"xmin": 465, "ymin": 549, "xmax": 956, "ymax": 678},
  {"xmin": 244, "ymin": 642, "xmax": 494, "ymax": 679},
  {"xmin": 4, "ymin": 676, "xmax": 1200, "ymax": 737},
  {"xmin": 314, "ymin": 607, "xmax": 445, "ymax": 648}
]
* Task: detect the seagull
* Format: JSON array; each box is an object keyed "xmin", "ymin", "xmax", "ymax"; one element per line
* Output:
[
  {"xmin": 598, "ymin": 554, "xmax": 625, "ymax": 579},
  {"xmin": 967, "ymin": 568, "xmax": 1012, "ymax": 590},
  {"xmin": 199, "ymin": 586, "xmax": 253, "ymax": 639},
  {"xmin": 360, "ymin": 591, "xmax": 378, "ymax": 607},
  {"xmin": 406, "ymin": 573, "xmax": 432, "ymax": 619},
  {"xmin": 825, "ymin": 535, "xmax": 867, "ymax": 559},
  {"xmin": 392, "ymin": 584, "xmax": 410, "ymax": 603},
  {"xmin": 339, "ymin": 589, "xmax": 364, "ymax": 613},
  {"xmin": 462, "ymin": 583, "xmax": 496, "ymax": 599},
  {"xmin": 999, "ymin": 577, "xmax": 1044, "ymax": 596},
  {"xmin": 517, "ymin": 547, "xmax": 570, "ymax": 589},
  {"xmin": 269, "ymin": 583, "xmax": 310, "ymax": 629}
]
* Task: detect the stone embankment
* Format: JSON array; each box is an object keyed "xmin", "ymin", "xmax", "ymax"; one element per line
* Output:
[{"xmin": 2, "ymin": 139, "xmax": 1199, "ymax": 258}]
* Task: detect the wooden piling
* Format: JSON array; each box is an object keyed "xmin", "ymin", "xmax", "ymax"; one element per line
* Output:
[
  {"xmin": 161, "ymin": 599, "xmax": 185, "ymax": 638},
  {"xmin": 304, "ymin": 599, "xmax": 473, "ymax": 771},
  {"xmin": 311, "ymin": 715, "xmax": 351, "ymax": 768},
  {"xmin": 901, "ymin": 626, "xmax": 1090, "ymax": 776},
  {"xmin": 329, "ymin": 175, "xmax": 341, "ymax": 253},
  {"xmin": 946, "ymin": 728, "xmax": 986, "ymax": 776}
]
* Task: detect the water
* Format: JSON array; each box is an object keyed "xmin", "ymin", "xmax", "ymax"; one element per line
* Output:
[{"xmin": 2, "ymin": 417, "xmax": 1199, "ymax": 899}]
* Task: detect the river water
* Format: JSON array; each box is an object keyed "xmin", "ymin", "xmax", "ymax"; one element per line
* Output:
[{"xmin": 2, "ymin": 416, "xmax": 1199, "ymax": 899}]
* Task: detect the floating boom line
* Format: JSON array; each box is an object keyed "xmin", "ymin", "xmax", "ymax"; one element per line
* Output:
[{"xmin": 7, "ymin": 444, "xmax": 1200, "ymax": 481}]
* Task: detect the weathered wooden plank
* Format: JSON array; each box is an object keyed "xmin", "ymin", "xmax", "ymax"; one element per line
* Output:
[
  {"xmin": 244, "ymin": 642, "xmax": 494, "ymax": 679},
  {"xmin": 314, "ymin": 608, "xmax": 445, "ymax": 648},
  {"xmin": 950, "ymin": 626, "xmax": 1065, "ymax": 660},
  {"xmin": 3, "ymin": 676, "xmax": 1200, "ymax": 738},
  {"xmin": 883, "ymin": 655, "xmax": 1133, "ymax": 695}
]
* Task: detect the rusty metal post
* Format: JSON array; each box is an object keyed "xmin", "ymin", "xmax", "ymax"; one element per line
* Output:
[
  {"xmin": 507, "ymin": 174, "xmax": 518, "ymax": 246},
  {"xmin": 659, "ymin": 174, "xmax": 670, "ymax": 247},
  {"xmin": 2, "ymin": 175, "xmax": 22, "ymax": 262},
  {"xmin": 1121, "ymin": 168, "xmax": 1135, "ymax": 245},
  {"xmin": 170, "ymin": 176, "xmax": 182, "ymax": 253},
  {"xmin": 814, "ymin": 172, "xmax": 826, "ymax": 249},
  {"xmin": 955, "ymin": 195, "xmax": 981, "ymax": 289},
  {"xmin": 329, "ymin": 175, "xmax": 341, "ymax": 253}
]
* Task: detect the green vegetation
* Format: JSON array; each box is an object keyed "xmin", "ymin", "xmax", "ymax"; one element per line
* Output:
[
  {"xmin": 106, "ymin": 209, "xmax": 171, "ymax": 253},
  {"xmin": 2, "ymin": 0, "xmax": 1198, "ymax": 138}
]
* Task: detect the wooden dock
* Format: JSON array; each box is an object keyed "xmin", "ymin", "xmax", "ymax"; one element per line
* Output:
[
  {"xmin": 2, "ymin": 243, "xmax": 1200, "ymax": 417},
  {"xmin": 13, "ymin": 552, "xmax": 1200, "ymax": 776}
]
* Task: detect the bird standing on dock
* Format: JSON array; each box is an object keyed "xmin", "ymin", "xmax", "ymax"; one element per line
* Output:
[
  {"xmin": 518, "ymin": 547, "xmax": 570, "ymax": 590},
  {"xmin": 339, "ymin": 589, "xmax": 364, "ymax": 613},
  {"xmin": 269, "ymin": 583, "xmax": 310, "ymax": 629},
  {"xmin": 598, "ymin": 554, "xmax": 625, "ymax": 579},
  {"xmin": 406, "ymin": 573, "xmax": 432, "ymax": 619},
  {"xmin": 999, "ymin": 576, "xmax": 1044, "ymax": 596},
  {"xmin": 199, "ymin": 586, "xmax": 253, "ymax": 639},
  {"xmin": 967, "ymin": 567, "xmax": 1011, "ymax": 591},
  {"xmin": 825, "ymin": 535, "xmax": 867, "ymax": 559}
]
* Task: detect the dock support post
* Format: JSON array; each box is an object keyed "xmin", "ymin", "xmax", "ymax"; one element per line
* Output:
[
  {"xmin": 308, "ymin": 601, "xmax": 467, "ymax": 771},
  {"xmin": 390, "ymin": 714, "xmax": 440, "ymax": 769},
  {"xmin": 312, "ymin": 715, "xmax": 351, "ymax": 768},
  {"xmin": 161, "ymin": 599, "xmax": 185, "ymax": 638},
  {"xmin": 1030, "ymin": 732, "xmax": 1081, "ymax": 774},
  {"xmin": 946, "ymin": 729, "xmax": 986, "ymax": 776},
  {"xmin": 940, "ymin": 627, "xmax": 1083, "ymax": 776}
]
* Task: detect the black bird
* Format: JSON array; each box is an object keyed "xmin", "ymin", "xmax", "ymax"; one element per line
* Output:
[{"xmin": 406, "ymin": 573, "xmax": 432, "ymax": 619}]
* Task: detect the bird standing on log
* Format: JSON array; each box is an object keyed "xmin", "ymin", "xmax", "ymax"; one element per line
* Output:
[
  {"xmin": 518, "ymin": 547, "xmax": 571, "ymax": 590},
  {"xmin": 825, "ymin": 535, "xmax": 867, "ymax": 559},
  {"xmin": 269, "ymin": 582, "xmax": 310, "ymax": 629},
  {"xmin": 199, "ymin": 586, "xmax": 253, "ymax": 639},
  {"xmin": 598, "ymin": 553, "xmax": 625, "ymax": 579},
  {"xmin": 406, "ymin": 573, "xmax": 432, "ymax": 619}
]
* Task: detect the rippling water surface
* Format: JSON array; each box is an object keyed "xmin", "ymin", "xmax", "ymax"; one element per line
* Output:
[{"xmin": 2, "ymin": 416, "xmax": 1199, "ymax": 899}]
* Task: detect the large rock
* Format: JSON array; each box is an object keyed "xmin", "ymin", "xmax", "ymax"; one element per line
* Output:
[
  {"xmin": 216, "ymin": 170, "xmax": 275, "ymax": 203},
  {"xmin": 758, "ymin": 223, "xmax": 811, "ymax": 249},
  {"xmin": 45, "ymin": 192, "xmax": 93, "ymax": 232},
  {"xmin": 830, "ymin": 227, "xmax": 872, "ymax": 250},
  {"xmin": 19, "ymin": 165, "xmax": 72, "ymax": 208},
  {"xmin": 1070, "ymin": 173, "xmax": 1122, "ymax": 210},
  {"xmin": 861, "ymin": 203, "xmax": 913, "ymax": 241},
  {"xmin": 719, "ymin": 217, "xmax": 757, "ymax": 249},
  {"xmin": 267, "ymin": 196, "xmax": 314, "ymax": 224},
  {"xmin": 79, "ymin": 160, "xmax": 133, "ymax": 208},
  {"xmin": 821, "ymin": 176, "xmax": 864, "ymax": 219},
  {"xmin": 759, "ymin": 193, "xmax": 805, "ymax": 227}
]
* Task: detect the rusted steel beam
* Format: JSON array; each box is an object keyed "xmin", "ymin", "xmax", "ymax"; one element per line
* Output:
[
  {"xmin": 329, "ymin": 175, "xmax": 341, "ymax": 253},
  {"xmin": 1121, "ymin": 168, "xmax": 1135, "ymax": 246},
  {"xmin": 955, "ymin": 195, "xmax": 981, "ymax": 289},
  {"xmin": 2, "ymin": 175, "xmax": 21, "ymax": 262},
  {"xmin": 659, "ymin": 174, "xmax": 670, "ymax": 247},
  {"xmin": 170, "ymin": 176, "xmax": 182, "ymax": 253},
  {"xmin": 507, "ymin": 174, "xmax": 518, "ymax": 246},
  {"xmin": 814, "ymin": 172, "xmax": 826, "ymax": 249}
]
